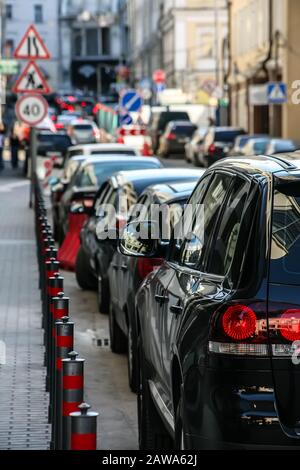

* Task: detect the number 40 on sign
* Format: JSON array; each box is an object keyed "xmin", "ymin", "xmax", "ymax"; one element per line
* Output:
[{"xmin": 15, "ymin": 94, "xmax": 48, "ymax": 127}]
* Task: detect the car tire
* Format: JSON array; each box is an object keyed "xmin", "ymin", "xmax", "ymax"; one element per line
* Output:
[
  {"xmin": 109, "ymin": 303, "xmax": 127, "ymax": 354},
  {"xmin": 137, "ymin": 339, "xmax": 173, "ymax": 450},
  {"xmin": 75, "ymin": 247, "xmax": 97, "ymax": 290},
  {"xmin": 97, "ymin": 270, "xmax": 110, "ymax": 314},
  {"xmin": 194, "ymin": 152, "xmax": 203, "ymax": 167},
  {"xmin": 127, "ymin": 319, "xmax": 138, "ymax": 393}
]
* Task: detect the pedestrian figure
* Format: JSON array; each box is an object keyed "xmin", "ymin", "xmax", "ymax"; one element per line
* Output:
[
  {"xmin": 10, "ymin": 125, "xmax": 20, "ymax": 169},
  {"xmin": 0, "ymin": 124, "xmax": 6, "ymax": 172}
]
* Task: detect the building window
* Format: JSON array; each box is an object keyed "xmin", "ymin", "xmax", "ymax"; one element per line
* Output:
[
  {"xmin": 73, "ymin": 29, "xmax": 82, "ymax": 57},
  {"xmin": 34, "ymin": 5, "xmax": 43, "ymax": 24},
  {"xmin": 5, "ymin": 4, "xmax": 13, "ymax": 20},
  {"xmin": 86, "ymin": 28, "xmax": 99, "ymax": 56},
  {"xmin": 4, "ymin": 39, "xmax": 14, "ymax": 58},
  {"xmin": 101, "ymin": 28, "xmax": 110, "ymax": 55}
]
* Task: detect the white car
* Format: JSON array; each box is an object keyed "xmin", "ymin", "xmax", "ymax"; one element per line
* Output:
[
  {"xmin": 67, "ymin": 119, "xmax": 101, "ymax": 145},
  {"xmin": 66, "ymin": 143, "xmax": 140, "ymax": 160}
]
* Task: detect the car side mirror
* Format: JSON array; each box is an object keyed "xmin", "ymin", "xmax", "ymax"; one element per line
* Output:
[{"xmin": 119, "ymin": 221, "xmax": 161, "ymax": 258}]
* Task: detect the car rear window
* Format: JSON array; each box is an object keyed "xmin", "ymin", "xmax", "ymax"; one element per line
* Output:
[
  {"xmin": 270, "ymin": 189, "xmax": 300, "ymax": 285},
  {"xmin": 90, "ymin": 150, "xmax": 136, "ymax": 156},
  {"xmin": 215, "ymin": 131, "xmax": 244, "ymax": 143},
  {"xmin": 274, "ymin": 140, "xmax": 296, "ymax": 153},
  {"xmin": 158, "ymin": 112, "xmax": 190, "ymax": 130},
  {"xmin": 73, "ymin": 124, "xmax": 93, "ymax": 131},
  {"xmin": 173, "ymin": 125, "xmax": 196, "ymax": 136}
]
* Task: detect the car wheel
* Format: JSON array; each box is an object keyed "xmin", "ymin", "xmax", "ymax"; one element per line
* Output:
[
  {"xmin": 109, "ymin": 303, "xmax": 127, "ymax": 354},
  {"xmin": 97, "ymin": 270, "xmax": 110, "ymax": 314},
  {"xmin": 194, "ymin": 152, "xmax": 203, "ymax": 167},
  {"xmin": 127, "ymin": 319, "xmax": 138, "ymax": 393},
  {"xmin": 137, "ymin": 339, "xmax": 173, "ymax": 450},
  {"xmin": 75, "ymin": 247, "xmax": 97, "ymax": 290}
]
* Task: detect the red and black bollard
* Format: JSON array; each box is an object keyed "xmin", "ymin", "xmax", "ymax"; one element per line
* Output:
[
  {"xmin": 49, "ymin": 291, "xmax": 68, "ymax": 423},
  {"xmin": 70, "ymin": 403, "xmax": 98, "ymax": 451},
  {"xmin": 53, "ymin": 316, "xmax": 74, "ymax": 450},
  {"xmin": 45, "ymin": 273, "xmax": 64, "ymax": 393},
  {"xmin": 61, "ymin": 352, "xmax": 84, "ymax": 450}
]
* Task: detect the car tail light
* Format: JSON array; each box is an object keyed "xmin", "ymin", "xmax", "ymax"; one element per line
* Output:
[
  {"xmin": 55, "ymin": 123, "xmax": 64, "ymax": 130},
  {"xmin": 167, "ymin": 133, "xmax": 176, "ymax": 140},
  {"xmin": 278, "ymin": 310, "xmax": 300, "ymax": 342},
  {"xmin": 51, "ymin": 115, "xmax": 57, "ymax": 122},
  {"xmin": 208, "ymin": 143, "xmax": 216, "ymax": 155},
  {"xmin": 137, "ymin": 258, "xmax": 163, "ymax": 280},
  {"xmin": 67, "ymin": 105, "xmax": 74, "ymax": 112},
  {"xmin": 222, "ymin": 305, "xmax": 257, "ymax": 340},
  {"xmin": 209, "ymin": 302, "xmax": 268, "ymax": 356},
  {"xmin": 81, "ymin": 101, "xmax": 87, "ymax": 107}
]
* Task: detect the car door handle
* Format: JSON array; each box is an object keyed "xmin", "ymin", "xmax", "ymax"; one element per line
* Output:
[
  {"xmin": 121, "ymin": 264, "xmax": 128, "ymax": 272},
  {"xmin": 155, "ymin": 294, "xmax": 169, "ymax": 304},
  {"xmin": 170, "ymin": 305, "xmax": 183, "ymax": 315}
]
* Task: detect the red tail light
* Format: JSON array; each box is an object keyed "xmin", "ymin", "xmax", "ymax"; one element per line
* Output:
[
  {"xmin": 51, "ymin": 115, "xmax": 57, "ymax": 122},
  {"xmin": 208, "ymin": 143, "xmax": 216, "ymax": 155},
  {"xmin": 222, "ymin": 305, "xmax": 257, "ymax": 340},
  {"xmin": 167, "ymin": 133, "xmax": 176, "ymax": 141},
  {"xmin": 81, "ymin": 101, "xmax": 87, "ymax": 107},
  {"xmin": 55, "ymin": 123, "xmax": 64, "ymax": 130},
  {"xmin": 137, "ymin": 258, "xmax": 163, "ymax": 280},
  {"xmin": 278, "ymin": 310, "xmax": 300, "ymax": 342}
]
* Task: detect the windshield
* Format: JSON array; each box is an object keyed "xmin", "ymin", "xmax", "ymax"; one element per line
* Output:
[{"xmin": 215, "ymin": 131, "xmax": 244, "ymax": 143}]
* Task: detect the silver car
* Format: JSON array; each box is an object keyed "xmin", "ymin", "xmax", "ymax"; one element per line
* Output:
[{"xmin": 68, "ymin": 119, "xmax": 100, "ymax": 145}]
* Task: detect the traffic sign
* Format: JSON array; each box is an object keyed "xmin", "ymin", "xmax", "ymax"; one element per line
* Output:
[
  {"xmin": 120, "ymin": 90, "xmax": 143, "ymax": 113},
  {"xmin": 153, "ymin": 69, "xmax": 166, "ymax": 84},
  {"xmin": 15, "ymin": 94, "xmax": 48, "ymax": 127},
  {"xmin": 12, "ymin": 61, "xmax": 51, "ymax": 94},
  {"xmin": 267, "ymin": 82, "xmax": 287, "ymax": 104},
  {"xmin": 14, "ymin": 25, "xmax": 51, "ymax": 60},
  {"xmin": 0, "ymin": 60, "xmax": 18, "ymax": 75},
  {"xmin": 155, "ymin": 82, "xmax": 166, "ymax": 93},
  {"xmin": 119, "ymin": 113, "xmax": 133, "ymax": 126}
]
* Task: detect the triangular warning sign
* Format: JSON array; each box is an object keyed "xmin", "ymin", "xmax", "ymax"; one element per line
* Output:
[
  {"xmin": 269, "ymin": 84, "xmax": 286, "ymax": 101},
  {"xmin": 12, "ymin": 61, "xmax": 51, "ymax": 94},
  {"xmin": 14, "ymin": 25, "xmax": 51, "ymax": 60}
]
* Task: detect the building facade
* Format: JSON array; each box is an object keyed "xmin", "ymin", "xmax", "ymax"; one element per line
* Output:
[
  {"xmin": 128, "ymin": 0, "xmax": 228, "ymax": 104},
  {"xmin": 230, "ymin": 0, "xmax": 300, "ymax": 140},
  {"xmin": 4, "ymin": 0, "xmax": 60, "ymax": 90},
  {"xmin": 59, "ymin": 0, "xmax": 129, "ymax": 94}
]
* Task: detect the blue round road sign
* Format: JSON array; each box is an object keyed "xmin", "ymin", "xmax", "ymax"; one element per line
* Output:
[
  {"xmin": 121, "ymin": 90, "xmax": 143, "ymax": 113},
  {"xmin": 119, "ymin": 113, "xmax": 133, "ymax": 126}
]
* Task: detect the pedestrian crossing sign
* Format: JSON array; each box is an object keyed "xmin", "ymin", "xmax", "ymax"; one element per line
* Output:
[
  {"xmin": 267, "ymin": 82, "xmax": 287, "ymax": 104},
  {"xmin": 12, "ymin": 61, "xmax": 51, "ymax": 94}
]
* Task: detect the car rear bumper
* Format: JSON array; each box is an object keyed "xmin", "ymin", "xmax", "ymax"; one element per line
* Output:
[{"xmin": 182, "ymin": 363, "xmax": 300, "ymax": 449}]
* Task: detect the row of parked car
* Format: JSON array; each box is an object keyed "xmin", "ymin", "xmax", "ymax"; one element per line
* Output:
[{"xmin": 49, "ymin": 126, "xmax": 300, "ymax": 450}]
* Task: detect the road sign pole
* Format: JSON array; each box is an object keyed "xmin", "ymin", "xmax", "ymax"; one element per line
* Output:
[{"xmin": 29, "ymin": 126, "xmax": 37, "ymax": 209}]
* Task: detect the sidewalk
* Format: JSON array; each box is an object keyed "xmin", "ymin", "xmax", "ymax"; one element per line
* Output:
[{"xmin": 0, "ymin": 166, "xmax": 50, "ymax": 450}]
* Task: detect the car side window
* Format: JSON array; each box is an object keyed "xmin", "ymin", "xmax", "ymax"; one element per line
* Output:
[
  {"xmin": 206, "ymin": 176, "xmax": 251, "ymax": 279},
  {"xmin": 178, "ymin": 173, "xmax": 231, "ymax": 270},
  {"xmin": 94, "ymin": 184, "xmax": 110, "ymax": 215},
  {"xmin": 168, "ymin": 174, "xmax": 211, "ymax": 263}
]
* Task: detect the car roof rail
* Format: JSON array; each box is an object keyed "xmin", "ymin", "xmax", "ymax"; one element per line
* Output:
[{"xmin": 266, "ymin": 153, "xmax": 297, "ymax": 170}]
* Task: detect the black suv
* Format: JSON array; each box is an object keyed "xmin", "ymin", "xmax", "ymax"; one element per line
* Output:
[
  {"xmin": 120, "ymin": 153, "xmax": 300, "ymax": 449},
  {"xmin": 149, "ymin": 110, "xmax": 191, "ymax": 152},
  {"xmin": 108, "ymin": 180, "xmax": 202, "ymax": 392}
]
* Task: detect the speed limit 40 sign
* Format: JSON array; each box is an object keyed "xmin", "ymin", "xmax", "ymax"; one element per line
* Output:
[{"xmin": 15, "ymin": 93, "xmax": 48, "ymax": 127}]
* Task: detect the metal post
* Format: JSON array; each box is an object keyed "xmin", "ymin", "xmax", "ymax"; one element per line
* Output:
[
  {"xmin": 70, "ymin": 403, "xmax": 98, "ymax": 451},
  {"xmin": 29, "ymin": 127, "xmax": 37, "ymax": 209},
  {"xmin": 62, "ymin": 352, "xmax": 84, "ymax": 450},
  {"xmin": 53, "ymin": 316, "xmax": 74, "ymax": 450},
  {"xmin": 50, "ymin": 291, "xmax": 68, "ymax": 424}
]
